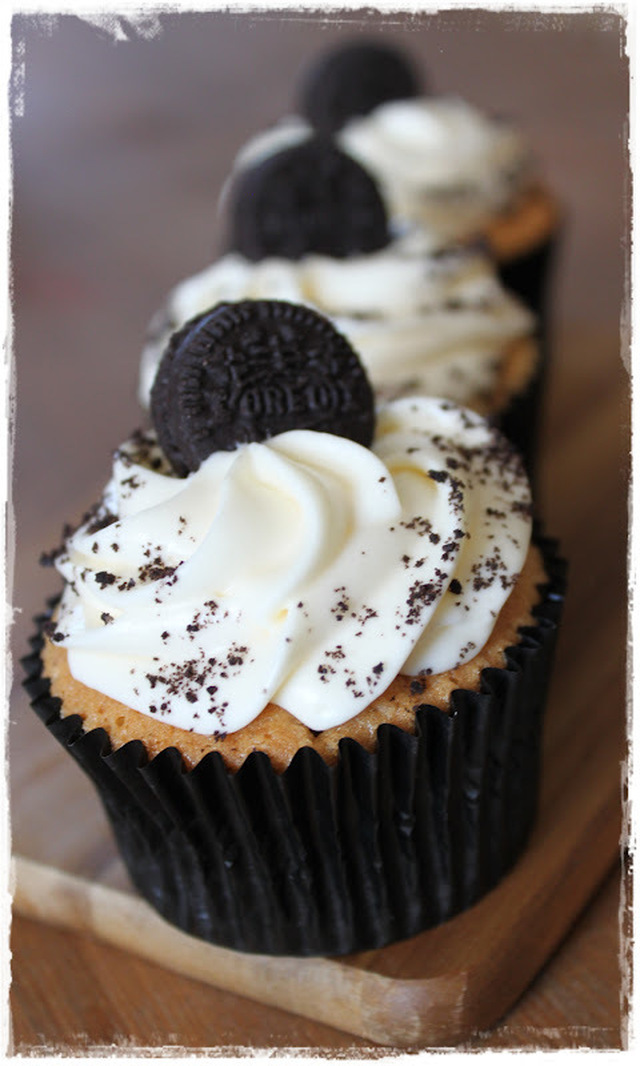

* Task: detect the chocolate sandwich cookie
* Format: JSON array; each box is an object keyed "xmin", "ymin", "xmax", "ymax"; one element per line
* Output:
[
  {"xmin": 226, "ymin": 136, "xmax": 390, "ymax": 262},
  {"xmin": 298, "ymin": 39, "xmax": 422, "ymax": 134},
  {"xmin": 150, "ymin": 299, "xmax": 376, "ymax": 475}
]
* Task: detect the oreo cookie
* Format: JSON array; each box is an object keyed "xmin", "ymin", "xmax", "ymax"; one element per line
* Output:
[
  {"xmin": 226, "ymin": 136, "xmax": 389, "ymax": 262},
  {"xmin": 150, "ymin": 300, "xmax": 376, "ymax": 475},
  {"xmin": 298, "ymin": 40, "xmax": 422, "ymax": 135}
]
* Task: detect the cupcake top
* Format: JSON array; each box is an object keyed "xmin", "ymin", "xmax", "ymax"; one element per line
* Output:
[
  {"xmin": 337, "ymin": 97, "xmax": 532, "ymax": 242},
  {"xmin": 140, "ymin": 136, "xmax": 534, "ymax": 411},
  {"xmin": 138, "ymin": 237, "xmax": 534, "ymax": 411},
  {"xmin": 224, "ymin": 39, "xmax": 534, "ymax": 247},
  {"xmin": 50, "ymin": 301, "xmax": 532, "ymax": 737},
  {"xmin": 225, "ymin": 104, "xmax": 530, "ymax": 249}
]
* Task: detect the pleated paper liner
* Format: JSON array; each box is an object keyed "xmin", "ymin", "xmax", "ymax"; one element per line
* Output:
[
  {"xmin": 23, "ymin": 530, "xmax": 566, "ymax": 958},
  {"xmin": 493, "ymin": 342, "xmax": 544, "ymax": 481},
  {"xmin": 498, "ymin": 231, "xmax": 559, "ymax": 333},
  {"xmin": 488, "ymin": 230, "xmax": 561, "ymax": 480}
]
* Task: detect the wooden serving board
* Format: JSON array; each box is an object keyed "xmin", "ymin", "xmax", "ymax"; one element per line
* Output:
[{"xmin": 11, "ymin": 638, "xmax": 623, "ymax": 1048}]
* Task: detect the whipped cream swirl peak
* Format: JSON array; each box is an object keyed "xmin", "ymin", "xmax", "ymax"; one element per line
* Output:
[
  {"xmin": 49, "ymin": 399, "xmax": 532, "ymax": 736},
  {"xmin": 338, "ymin": 96, "xmax": 532, "ymax": 241}
]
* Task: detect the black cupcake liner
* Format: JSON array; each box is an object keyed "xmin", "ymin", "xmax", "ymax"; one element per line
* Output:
[
  {"xmin": 23, "ymin": 531, "xmax": 566, "ymax": 957},
  {"xmin": 497, "ymin": 231, "xmax": 559, "ymax": 328},
  {"xmin": 492, "ymin": 339, "xmax": 544, "ymax": 481},
  {"xmin": 494, "ymin": 229, "xmax": 561, "ymax": 479}
]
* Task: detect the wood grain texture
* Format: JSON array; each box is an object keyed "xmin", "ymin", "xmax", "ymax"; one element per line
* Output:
[
  {"xmin": 10, "ymin": 866, "xmax": 626, "ymax": 1052},
  {"xmin": 8, "ymin": 9, "xmax": 628, "ymax": 1053}
]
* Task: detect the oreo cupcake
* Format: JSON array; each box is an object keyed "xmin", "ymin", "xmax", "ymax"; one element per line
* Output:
[
  {"xmin": 229, "ymin": 40, "xmax": 560, "ymax": 320},
  {"xmin": 141, "ymin": 139, "xmax": 541, "ymax": 471},
  {"xmin": 26, "ymin": 299, "xmax": 564, "ymax": 956}
]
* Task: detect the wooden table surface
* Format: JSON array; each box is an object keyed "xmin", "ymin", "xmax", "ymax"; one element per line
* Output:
[{"xmin": 7, "ymin": 8, "xmax": 629, "ymax": 1052}]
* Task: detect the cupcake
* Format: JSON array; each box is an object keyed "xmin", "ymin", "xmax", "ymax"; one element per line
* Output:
[
  {"xmin": 26, "ymin": 299, "xmax": 565, "ymax": 956},
  {"xmin": 141, "ymin": 138, "xmax": 542, "ymax": 470},
  {"xmin": 228, "ymin": 40, "xmax": 560, "ymax": 319}
]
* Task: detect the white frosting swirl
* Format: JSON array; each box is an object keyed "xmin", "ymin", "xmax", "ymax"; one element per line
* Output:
[
  {"xmin": 138, "ymin": 238, "xmax": 534, "ymax": 410},
  {"xmin": 51, "ymin": 399, "xmax": 532, "ymax": 735},
  {"xmin": 341, "ymin": 96, "xmax": 530, "ymax": 242}
]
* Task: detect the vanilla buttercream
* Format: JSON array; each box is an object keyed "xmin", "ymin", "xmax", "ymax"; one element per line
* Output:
[
  {"xmin": 138, "ymin": 239, "xmax": 534, "ymax": 411},
  {"xmin": 49, "ymin": 398, "xmax": 532, "ymax": 735}
]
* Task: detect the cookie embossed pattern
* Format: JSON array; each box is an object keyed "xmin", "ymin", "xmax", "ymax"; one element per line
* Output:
[
  {"xmin": 27, "ymin": 299, "xmax": 565, "ymax": 957},
  {"xmin": 151, "ymin": 298, "xmax": 375, "ymax": 473}
]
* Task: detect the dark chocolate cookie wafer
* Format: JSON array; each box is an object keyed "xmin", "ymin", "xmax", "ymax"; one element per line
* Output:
[
  {"xmin": 149, "ymin": 306, "xmax": 229, "ymax": 476},
  {"xmin": 151, "ymin": 300, "xmax": 375, "ymax": 475},
  {"xmin": 298, "ymin": 40, "xmax": 422, "ymax": 135},
  {"xmin": 227, "ymin": 136, "xmax": 389, "ymax": 262}
]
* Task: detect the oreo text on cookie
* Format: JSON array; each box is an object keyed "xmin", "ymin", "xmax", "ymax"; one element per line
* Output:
[{"xmin": 150, "ymin": 299, "xmax": 376, "ymax": 474}]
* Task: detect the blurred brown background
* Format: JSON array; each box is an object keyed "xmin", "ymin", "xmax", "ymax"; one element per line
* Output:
[{"xmin": 8, "ymin": 7, "xmax": 629, "ymax": 1051}]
